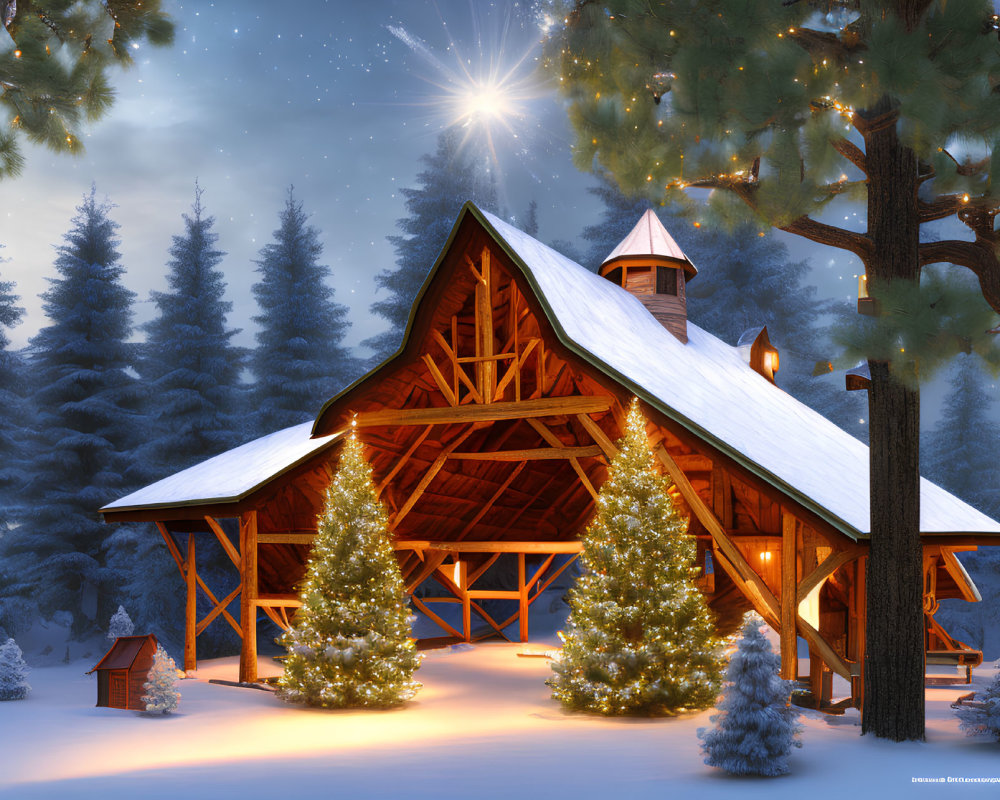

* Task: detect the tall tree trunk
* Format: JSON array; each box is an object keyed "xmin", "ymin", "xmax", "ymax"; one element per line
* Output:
[{"xmin": 860, "ymin": 97, "xmax": 925, "ymax": 741}]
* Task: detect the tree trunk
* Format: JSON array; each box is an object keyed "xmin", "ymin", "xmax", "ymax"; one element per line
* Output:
[{"xmin": 860, "ymin": 98, "xmax": 925, "ymax": 741}]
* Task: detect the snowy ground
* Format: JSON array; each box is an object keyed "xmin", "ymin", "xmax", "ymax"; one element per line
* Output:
[{"xmin": 2, "ymin": 641, "xmax": 999, "ymax": 800}]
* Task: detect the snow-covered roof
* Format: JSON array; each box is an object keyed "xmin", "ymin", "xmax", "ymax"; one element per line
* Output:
[
  {"xmin": 601, "ymin": 208, "xmax": 697, "ymax": 277},
  {"xmin": 473, "ymin": 207, "xmax": 1000, "ymax": 539},
  {"xmin": 100, "ymin": 423, "xmax": 343, "ymax": 514}
]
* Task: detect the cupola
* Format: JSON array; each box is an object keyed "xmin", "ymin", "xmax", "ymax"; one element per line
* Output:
[{"xmin": 598, "ymin": 210, "xmax": 697, "ymax": 343}]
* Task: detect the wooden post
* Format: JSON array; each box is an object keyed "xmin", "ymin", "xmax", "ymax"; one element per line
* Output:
[
  {"xmin": 185, "ymin": 533, "xmax": 196, "ymax": 672},
  {"xmin": 459, "ymin": 560, "xmax": 471, "ymax": 642},
  {"xmin": 239, "ymin": 510, "xmax": 258, "ymax": 683},
  {"xmin": 780, "ymin": 512, "xmax": 797, "ymax": 680},
  {"xmin": 518, "ymin": 553, "xmax": 529, "ymax": 642},
  {"xmin": 476, "ymin": 248, "xmax": 495, "ymax": 401},
  {"xmin": 853, "ymin": 556, "xmax": 867, "ymax": 709}
]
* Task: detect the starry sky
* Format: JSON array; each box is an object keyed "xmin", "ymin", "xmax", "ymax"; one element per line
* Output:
[{"xmin": 2, "ymin": 0, "xmax": 613, "ymax": 355}]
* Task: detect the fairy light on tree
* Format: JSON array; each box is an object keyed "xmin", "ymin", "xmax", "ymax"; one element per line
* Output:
[
  {"xmin": 549, "ymin": 399, "xmax": 723, "ymax": 715},
  {"xmin": 277, "ymin": 430, "xmax": 421, "ymax": 709}
]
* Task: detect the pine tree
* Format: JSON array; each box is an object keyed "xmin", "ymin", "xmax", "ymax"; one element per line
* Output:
[
  {"xmin": 141, "ymin": 644, "xmax": 180, "ymax": 714},
  {"xmin": 699, "ymin": 615, "xmax": 802, "ymax": 776},
  {"xmin": 139, "ymin": 184, "xmax": 245, "ymax": 477},
  {"xmin": 107, "ymin": 605, "xmax": 135, "ymax": 640},
  {"xmin": 8, "ymin": 188, "xmax": 140, "ymax": 634},
  {"xmin": 549, "ymin": 400, "xmax": 723, "ymax": 715},
  {"xmin": 0, "ymin": 2, "xmax": 174, "ymax": 179},
  {"xmin": 547, "ymin": 0, "xmax": 1000, "ymax": 740},
  {"xmin": 922, "ymin": 350, "xmax": 1000, "ymax": 658},
  {"xmin": 250, "ymin": 188, "xmax": 357, "ymax": 435},
  {"xmin": 365, "ymin": 128, "xmax": 498, "ymax": 361},
  {"xmin": 277, "ymin": 433, "xmax": 420, "ymax": 709},
  {"xmin": 956, "ymin": 668, "xmax": 1000, "ymax": 741},
  {"xmin": 0, "ymin": 638, "xmax": 29, "ymax": 701},
  {"xmin": 0, "ymin": 261, "xmax": 28, "ymax": 539}
]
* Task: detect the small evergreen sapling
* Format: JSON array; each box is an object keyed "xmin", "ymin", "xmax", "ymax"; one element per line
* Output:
[
  {"xmin": 107, "ymin": 605, "xmax": 135, "ymax": 640},
  {"xmin": 956, "ymin": 665, "xmax": 1000, "ymax": 741},
  {"xmin": 549, "ymin": 399, "xmax": 723, "ymax": 715},
  {"xmin": 699, "ymin": 615, "xmax": 802, "ymax": 776},
  {"xmin": 277, "ymin": 432, "xmax": 421, "ymax": 708},
  {"xmin": 0, "ymin": 638, "xmax": 30, "ymax": 701},
  {"xmin": 142, "ymin": 644, "xmax": 180, "ymax": 714}
]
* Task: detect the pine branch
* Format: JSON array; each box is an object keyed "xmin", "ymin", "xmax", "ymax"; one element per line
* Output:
[
  {"xmin": 920, "ymin": 230, "xmax": 1000, "ymax": 313},
  {"xmin": 919, "ymin": 194, "xmax": 967, "ymax": 223},
  {"xmin": 831, "ymin": 138, "xmax": 867, "ymax": 174}
]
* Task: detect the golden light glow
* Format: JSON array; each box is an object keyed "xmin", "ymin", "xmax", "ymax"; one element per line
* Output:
[{"xmin": 759, "ymin": 551, "xmax": 772, "ymax": 563}]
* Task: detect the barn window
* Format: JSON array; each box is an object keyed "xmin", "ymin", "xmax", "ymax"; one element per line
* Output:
[
  {"xmin": 656, "ymin": 266, "xmax": 677, "ymax": 295},
  {"xmin": 604, "ymin": 266, "xmax": 623, "ymax": 286}
]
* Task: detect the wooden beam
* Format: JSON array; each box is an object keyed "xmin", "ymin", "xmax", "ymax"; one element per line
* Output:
[
  {"xmin": 451, "ymin": 462, "xmax": 525, "ymax": 541},
  {"xmin": 356, "ymin": 396, "xmax": 613, "ymax": 428},
  {"xmin": 423, "ymin": 354, "xmax": 458, "ymax": 407},
  {"xmin": 257, "ymin": 533, "xmax": 316, "ymax": 544},
  {"xmin": 576, "ymin": 413, "xmax": 618, "ymax": 459},
  {"xmin": 156, "ymin": 522, "xmax": 185, "ymax": 580},
  {"xmin": 394, "ymin": 540, "xmax": 584, "ymax": 554},
  {"xmin": 780, "ymin": 512, "xmax": 797, "ymax": 681},
  {"xmin": 467, "ymin": 553, "xmax": 501, "ymax": 586},
  {"xmin": 196, "ymin": 583, "xmax": 242, "ymax": 636},
  {"xmin": 411, "ymin": 594, "xmax": 463, "ymax": 640},
  {"xmin": 655, "ymin": 444, "xmax": 780, "ymax": 627},
  {"xmin": 798, "ymin": 545, "xmax": 865, "ymax": 600},
  {"xmin": 518, "ymin": 553, "xmax": 529, "ymax": 642},
  {"xmin": 185, "ymin": 533, "xmax": 197, "ymax": 672},
  {"xmin": 796, "ymin": 616, "xmax": 856, "ymax": 681},
  {"xmin": 254, "ymin": 594, "xmax": 303, "ymax": 608},
  {"xmin": 204, "ymin": 516, "xmax": 240, "ymax": 568},
  {"xmin": 239, "ymin": 510, "xmax": 258, "ymax": 684},
  {"xmin": 376, "ymin": 425, "xmax": 433, "ymax": 495},
  {"xmin": 525, "ymin": 417, "xmax": 600, "ymax": 502},
  {"xmin": 392, "ymin": 425, "xmax": 477, "ymax": 527},
  {"xmin": 448, "ymin": 445, "xmax": 603, "ymax": 461}
]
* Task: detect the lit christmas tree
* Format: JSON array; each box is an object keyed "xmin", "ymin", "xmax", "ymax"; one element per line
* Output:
[
  {"xmin": 549, "ymin": 400, "xmax": 723, "ymax": 715},
  {"xmin": 0, "ymin": 638, "xmax": 29, "ymax": 701},
  {"xmin": 956, "ymin": 667, "xmax": 1000, "ymax": 742},
  {"xmin": 141, "ymin": 644, "xmax": 179, "ymax": 715},
  {"xmin": 277, "ymin": 431, "xmax": 421, "ymax": 708},
  {"xmin": 699, "ymin": 614, "xmax": 802, "ymax": 776}
]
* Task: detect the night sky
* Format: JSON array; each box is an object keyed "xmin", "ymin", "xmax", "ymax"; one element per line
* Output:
[
  {"xmin": 0, "ymin": 0, "xmax": 918, "ymax": 374},
  {"xmin": 2, "ymin": 0, "xmax": 610, "ymax": 354}
]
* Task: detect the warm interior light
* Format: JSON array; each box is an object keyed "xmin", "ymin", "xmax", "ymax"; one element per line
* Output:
[
  {"xmin": 763, "ymin": 349, "xmax": 779, "ymax": 374},
  {"xmin": 858, "ymin": 274, "xmax": 868, "ymax": 300},
  {"xmin": 453, "ymin": 560, "xmax": 462, "ymax": 587},
  {"xmin": 759, "ymin": 551, "xmax": 772, "ymax": 563}
]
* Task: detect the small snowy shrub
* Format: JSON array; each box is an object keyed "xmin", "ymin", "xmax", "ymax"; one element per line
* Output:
[
  {"xmin": 956, "ymin": 666, "xmax": 1000, "ymax": 741},
  {"xmin": 142, "ymin": 644, "xmax": 180, "ymax": 714},
  {"xmin": 699, "ymin": 615, "xmax": 801, "ymax": 776},
  {"xmin": 0, "ymin": 638, "xmax": 30, "ymax": 700},
  {"xmin": 107, "ymin": 605, "xmax": 135, "ymax": 640}
]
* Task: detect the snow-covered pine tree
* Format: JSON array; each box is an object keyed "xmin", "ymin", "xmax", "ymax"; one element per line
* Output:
[
  {"xmin": 107, "ymin": 605, "xmax": 135, "ymax": 640},
  {"xmin": 250, "ymin": 188, "xmax": 357, "ymax": 436},
  {"xmin": 956, "ymin": 667, "xmax": 1000, "ymax": 741},
  {"xmin": 922, "ymin": 350, "xmax": 1000, "ymax": 658},
  {"xmin": 0, "ymin": 638, "xmax": 30, "ymax": 701},
  {"xmin": 549, "ymin": 399, "xmax": 723, "ymax": 715},
  {"xmin": 277, "ymin": 433, "xmax": 420, "ymax": 708},
  {"xmin": 365, "ymin": 128, "xmax": 498, "ymax": 361},
  {"xmin": 8, "ymin": 188, "xmax": 140, "ymax": 635},
  {"xmin": 139, "ymin": 184, "xmax": 245, "ymax": 476},
  {"xmin": 0, "ymin": 261, "xmax": 28, "ymax": 544},
  {"xmin": 141, "ymin": 644, "xmax": 180, "ymax": 714},
  {"xmin": 699, "ymin": 614, "xmax": 801, "ymax": 776}
]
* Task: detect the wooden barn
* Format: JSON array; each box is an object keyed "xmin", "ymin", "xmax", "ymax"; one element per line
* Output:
[
  {"xmin": 89, "ymin": 634, "xmax": 158, "ymax": 710},
  {"xmin": 100, "ymin": 204, "xmax": 1000, "ymax": 711}
]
